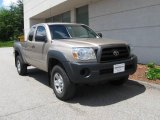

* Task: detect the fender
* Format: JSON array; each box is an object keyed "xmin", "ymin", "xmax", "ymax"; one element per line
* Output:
[
  {"xmin": 47, "ymin": 50, "xmax": 69, "ymax": 72},
  {"xmin": 47, "ymin": 50, "xmax": 68, "ymax": 63},
  {"xmin": 47, "ymin": 50, "xmax": 75, "ymax": 83},
  {"xmin": 14, "ymin": 44, "xmax": 26, "ymax": 63}
]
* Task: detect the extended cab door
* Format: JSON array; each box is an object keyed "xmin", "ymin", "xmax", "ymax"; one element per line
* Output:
[
  {"xmin": 30, "ymin": 25, "xmax": 48, "ymax": 71},
  {"xmin": 24, "ymin": 26, "xmax": 36, "ymax": 64}
]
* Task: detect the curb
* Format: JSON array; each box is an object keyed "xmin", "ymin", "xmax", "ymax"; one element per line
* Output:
[{"xmin": 131, "ymin": 79, "xmax": 160, "ymax": 90}]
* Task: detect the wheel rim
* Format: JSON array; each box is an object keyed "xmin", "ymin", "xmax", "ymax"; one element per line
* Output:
[
  {"xmin": 53, "ymin": 73, "xmax": 64, "ymax": 94},
  {"xmin": 17, "ymin": 60, "xmax": 21, "ymax": 73}
]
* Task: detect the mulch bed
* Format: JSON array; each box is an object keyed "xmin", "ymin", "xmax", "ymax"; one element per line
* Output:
[{"xmin": 129, "ymin": 64, "xmax": 160, "ymax": 84}]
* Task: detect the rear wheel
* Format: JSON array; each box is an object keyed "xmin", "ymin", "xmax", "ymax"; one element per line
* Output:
[
  {"xmin": 16, "ymin": 56, "xmax": 27, "ymax": 75},
  {"xmin": 110, "ymin": 76, "xmax": 129, "ymax": 85},
  {"xmin": 51, "ymin": 65, "xmax": 76, "ymax": 100}
]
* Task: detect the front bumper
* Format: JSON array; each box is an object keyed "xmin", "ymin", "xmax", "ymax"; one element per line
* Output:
[{"xmin": 63, "ymin": 55, "xmax": 137, "ymax": 84}]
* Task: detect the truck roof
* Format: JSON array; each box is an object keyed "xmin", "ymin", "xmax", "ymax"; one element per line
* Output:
[{"xmin": 32, "ymin": 22, "xmax": 85, "ymax": 27}]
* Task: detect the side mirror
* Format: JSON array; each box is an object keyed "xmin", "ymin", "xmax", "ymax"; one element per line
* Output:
[{"xmin": 97, "ymin": 33, "xmax": 102, "ymax": 38}]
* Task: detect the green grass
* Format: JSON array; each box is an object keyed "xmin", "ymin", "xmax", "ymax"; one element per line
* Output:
[{"xmin": 0, "ymin": 41, "xmax": 14, "ymax": 47}]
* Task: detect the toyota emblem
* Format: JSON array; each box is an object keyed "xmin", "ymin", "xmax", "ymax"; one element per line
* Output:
[{"xmin": 113, "ymin": 50, "xmax": 119, "ymax": 56}]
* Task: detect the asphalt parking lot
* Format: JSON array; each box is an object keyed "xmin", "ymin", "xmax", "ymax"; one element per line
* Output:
[{"xmin": 0, "ymin": 47, "xmax": 160, "ymax": 120}]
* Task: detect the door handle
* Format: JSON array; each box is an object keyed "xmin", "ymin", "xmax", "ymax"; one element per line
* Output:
[{"xmin": 32, "ymin": 45, "xmax": 35, "ymax": 48}]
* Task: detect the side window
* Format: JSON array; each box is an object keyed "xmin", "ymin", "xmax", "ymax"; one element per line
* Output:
[
  {"xmin": 35, "ymin": 26, "xmax": 47, "ymax": 42},
  {"xmin": 28, "ymin": 27, "xmax": 35, "ymax": 41}
]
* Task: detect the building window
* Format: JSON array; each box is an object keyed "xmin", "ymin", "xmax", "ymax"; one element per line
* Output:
[
  {"xmin": 76, "ymin": 5, "xmax": 89, "ymax": 25},
  {"xmin": 46, "ymin": 11, "xmax": 71, "ymax": 23},
  {"xmin": 46, "ymin": 17, "xmax": 53, "ymax": 23},
  {"xmin": 53, "ymin": 14, "xmax": 62, "ymax": 22},
  {"xmin": 62, "ymin": 11, "xmax": 70, "ymax": 22}
]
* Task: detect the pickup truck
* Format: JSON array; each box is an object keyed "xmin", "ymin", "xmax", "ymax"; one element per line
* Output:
[{"xmin": 14, "ymin": 23, "xmax": 137, "ymax": 100}]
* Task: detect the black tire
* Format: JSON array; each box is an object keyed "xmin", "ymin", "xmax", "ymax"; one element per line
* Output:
[
  {"xmin": 16, "ymin": 56, "xmax": 27, "ymax": 75},
  {"xmin": 51, "ymin": 65, "xmax": 76, "ymax": 100},
  {"xmin": 110, "ymin": 76, "xmax": 129, "ymax": 85}
]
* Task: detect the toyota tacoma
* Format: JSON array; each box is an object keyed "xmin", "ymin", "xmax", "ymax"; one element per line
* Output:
[{"xmin": 14, "ymin": 23, "xmax": 137, "ymax": 100}]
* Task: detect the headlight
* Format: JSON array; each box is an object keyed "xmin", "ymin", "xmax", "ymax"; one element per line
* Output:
[
  {"xmin": 72, "ymin": 47, "xmax": 96, "ymax": 61},
  {"xmin": 128, "ymin": 44, "xmax": 134, "ymax": 55}
]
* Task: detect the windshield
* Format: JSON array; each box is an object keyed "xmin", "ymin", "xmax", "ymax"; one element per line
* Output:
[{"xmin": 49, "ymin": 24, "xmax": 99, "ymax": 40}]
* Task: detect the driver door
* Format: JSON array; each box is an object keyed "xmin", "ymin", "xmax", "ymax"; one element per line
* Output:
[{"xmin": 31, "ymin": 26, "xmax": 48, "ymax": 70}]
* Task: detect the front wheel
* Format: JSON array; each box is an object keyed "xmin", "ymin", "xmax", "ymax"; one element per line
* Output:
[
  {"xmin": 110, "ymin": 76, "xmax": 129, "ymax": 85},
  {"xmin": 51, "ymin": 65, "xmax": 76, "ymax": 100}
]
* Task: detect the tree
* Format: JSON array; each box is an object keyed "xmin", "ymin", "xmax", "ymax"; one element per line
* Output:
[{"xmin": 0, "ymin": 0, "xmax": 23, "ymax": 41}]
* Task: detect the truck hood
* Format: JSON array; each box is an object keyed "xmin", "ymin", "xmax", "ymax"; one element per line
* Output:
[{"xmin": 57, "ymin": 38, "xmax": 128, "ymax": 47}]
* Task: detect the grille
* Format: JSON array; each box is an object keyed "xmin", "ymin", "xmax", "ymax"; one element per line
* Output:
[{"xmin": 100, "ymin": 46, "xmax": 130, "ymax": 63}]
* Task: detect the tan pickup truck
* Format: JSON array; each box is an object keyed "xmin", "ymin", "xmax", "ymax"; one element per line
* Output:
[{"xmin": 14, "ymin": 23, "xmax": 137, "ymax": 100}]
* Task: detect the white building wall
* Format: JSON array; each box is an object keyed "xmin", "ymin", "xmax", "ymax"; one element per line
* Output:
[{"xmin": 89, "ymin": 0, "xmax": 160, "ymax": 64}]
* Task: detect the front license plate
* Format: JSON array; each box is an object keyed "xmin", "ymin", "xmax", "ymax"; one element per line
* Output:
[{"xmin": 113, "ymin": 63, "xmax": 125, "ymax": 74}]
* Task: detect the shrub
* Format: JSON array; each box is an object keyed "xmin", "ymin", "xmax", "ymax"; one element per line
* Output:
[
  {"xmin": 147, "ymin": 62, "xmax": 155, "ymax": 68},
  {"xmin": 146, "ymin": 63, "xmax": 160, "ymax": 80}
]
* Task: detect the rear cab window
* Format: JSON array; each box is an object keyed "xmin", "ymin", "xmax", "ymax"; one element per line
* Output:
[{"xmin": 28, "ymin": 26, "xmax": 36, "ymax": 41}]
